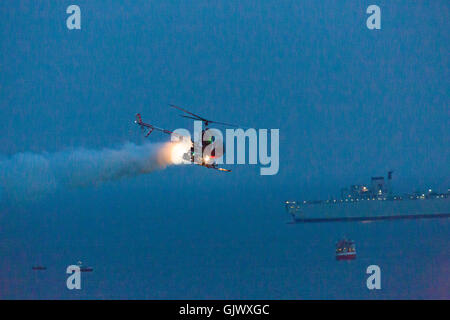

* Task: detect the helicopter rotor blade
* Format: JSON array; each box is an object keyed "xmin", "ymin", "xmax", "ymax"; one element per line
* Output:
[
  {"xmin": 180, "ymin": 115, "xmax": 201, "ymax": 121},
  {"xmin": 169, "ymin": 104, "xmax": 207, "ymax": 122},
  {"xmin": 171, "ymin": 104, "xmax": 241, "ymax": 127},
  {"xmin": 205, "ymin": 119, "xmax": 240, "ymax": 128},
  {"xmin": 181, "ymin": 115, "xmax": 240, "ymax": 127}
]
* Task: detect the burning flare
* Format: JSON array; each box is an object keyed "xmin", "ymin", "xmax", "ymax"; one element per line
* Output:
[{"xmin": 167, "ymin": 138, "xmax": 192, "ymax": 165}]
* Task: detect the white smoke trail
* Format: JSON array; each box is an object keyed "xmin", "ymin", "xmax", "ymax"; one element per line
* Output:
[{"xmin": 0, "ymin": 141, "xmax": 185, "ymax": 202}]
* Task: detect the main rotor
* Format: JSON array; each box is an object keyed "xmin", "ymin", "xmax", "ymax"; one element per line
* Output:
[{"xmin": 169, "ymin": 104, "xmax": 239, "ymax": 128}]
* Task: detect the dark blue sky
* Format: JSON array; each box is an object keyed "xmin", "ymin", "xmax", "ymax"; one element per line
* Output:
[
  {"xmin": 1, "ymin": 0, "xmax": 449, "ymax": 195},
  {"xmin": 0, "ymin": 1, "xmax": 449, "ymax": 299}
]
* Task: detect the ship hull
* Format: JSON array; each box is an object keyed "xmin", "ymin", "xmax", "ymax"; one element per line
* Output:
[
  {"xmin": 290, "ymin": 197, "xmax": 450, "ymax": 223},
  {"xmin": 336, "ymin": 253, "xmax": 356, "ymax": 261},
  {"xmin": 294, "ymin": 212, "xmax": 450, "ymax": 223}
]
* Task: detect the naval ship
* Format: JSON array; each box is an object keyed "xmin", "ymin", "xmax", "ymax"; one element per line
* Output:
[{"xmin": 285, "ymin": 172, "xmax": 450, "ymax": 223}]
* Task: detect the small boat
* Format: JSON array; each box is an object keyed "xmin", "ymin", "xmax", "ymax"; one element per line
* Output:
[
  {"xmin": 32, "ymin": 265, "xmax": 47, "ymax": 271},
  {"xmin": 336, "ymin": 239, "xmax": 356, "ymax": 261},
  {"xmin": 77, "ymin": 261, "xmax": 93, "ymax": 272}
]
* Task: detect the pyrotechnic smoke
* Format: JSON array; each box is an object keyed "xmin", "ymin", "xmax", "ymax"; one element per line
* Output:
[{"xmin": 0, "ymin": 141, "xmax": 190, "ymax": 202}]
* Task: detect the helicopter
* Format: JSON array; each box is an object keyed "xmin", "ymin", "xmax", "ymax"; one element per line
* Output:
[{"xmin": 135, "ymin": 104, "xmax": 237, "ymax": 172}]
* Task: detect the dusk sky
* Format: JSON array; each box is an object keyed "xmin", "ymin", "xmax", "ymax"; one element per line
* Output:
[{"xmin": 0, "ymin": 1, "xmax": 448, "ymax": 299}]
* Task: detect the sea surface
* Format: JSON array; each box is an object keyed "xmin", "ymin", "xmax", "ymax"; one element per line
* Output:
[{"xmin": 0, "ymin": 186, "xmax": 448, "ymax": 299}]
